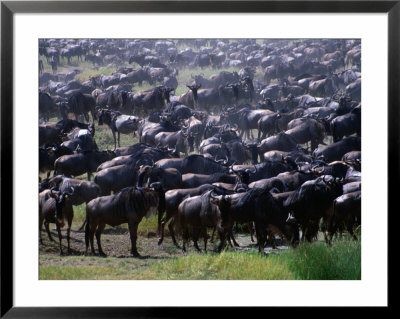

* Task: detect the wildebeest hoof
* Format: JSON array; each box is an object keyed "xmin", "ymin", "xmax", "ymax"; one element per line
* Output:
[
  {"xmin": 131, "ymin": 251, "xmax": 140, "ymax": 258},
  {"xmin": 99, "ymin": 252, "xmax": 107, "ymax": 258},
  {"xmin": 59, "ymin": 251, "xmax": 64, "ymax": 256},
  {"xmin": 157, "ymin": 238, "xmax": 163, "ymax": 245}
]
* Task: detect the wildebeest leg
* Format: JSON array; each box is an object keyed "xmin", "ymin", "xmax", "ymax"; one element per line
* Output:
[
  {"xmin": 91, "ymin": 110, "xmax": 97, "ymax": 121},
  {"xmin": 192, "ymin": 228, "xmax": 202, "ymax": 252},
  {"xmin": 87, "ymin": 172, "xmax": 92, "ymax": 181},
  {"xmin": 44, "ymin": 221, "xmax": 54, "ymax": 242},
  {"xmin": 168, "ymin": 218, "xmax": 180, "ymax": 249},
  {"xmin": 158, "ymin": 215, "xmax": 167, "ymax": 245},
  {"xmin": 56, "ymin": 224, "xmax": 63, "ymax": 255},
  {"xmin": 267, "ymin": 230, "xmax": 277, "ymax": 249},
  {"xmin": 89, "ymin": 221, "xmax": 97, "ymax": 255},
  {"xmin": 248, "ymin": 222, "xmax": 255, "ymax": 242},
  {"xmin": 181, "ymin": 225, "xmax": 189, "ymax": 253},
  {"xmin": 229, "ymin": 228, "xmax": 240, "ymax": 247},
  {"xmin": 128, "ymin": 222, "xmax": 140, "ymax": 257},
  {"xmin": 39, "ymin": 216, "xmax": 45, "ymax": 244},
  {"xmin": 66, "ymin": 215, "xmax": 73, "ymax": 254},
  {"xmin": 255, "ymin": 223, "xmax": 266, "ymax": 254},
  {"xmin": 217, "ymin": 229, "xmax": 226, "ymax": 252},
  {"xmin": 77, "ymin": 218, "xmax": 87, "ymax": 232},
  {"xmin": 96, "ymin": 223, "xmax": 107, "ymax": 257},
  {"xmin": 202, "ymin": 227, "xmax": 208, "ymax": 252},
  {"xmin": 346, "ymin": 219, "xmax": 357, "ymax": 240},
  {"xmin": 84, "ymin": 219, "xmax": 90, "ymax": 255},
  {"xmin": 112, "ymin": 130, "xmax": 117, "ymax": 151},
  {"xmin": 157, "ymin": 210, "xmax": 164, "ymax": 237},
  {"xmin": 117, "ymin": 131, "xmax": 121, "ymax": 147},
  {"xmin": 210, "ymin": 226, "xmax": 216, "ymax": 243}
]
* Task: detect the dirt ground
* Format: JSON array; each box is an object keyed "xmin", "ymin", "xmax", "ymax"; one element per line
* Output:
[{"xmin": 39, "ymin": 222, "xmax": 289, "ymax": 267}]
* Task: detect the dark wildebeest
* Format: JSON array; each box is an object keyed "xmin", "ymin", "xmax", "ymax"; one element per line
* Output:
[
  {"xmin": 154, "ymin": 129, "xmax": 195, "ymax": 156},
  {"xmin": 181, "ymin": 173, "xmax": 237, "ymax": 189},
  {"xmin": 85, "ymin": 184, "xmax": 161, "ymax": 257},
  {"xmin": 177, "ymin": 190, "xmax": 225, "ymax": 253},
  {"xmin": 39, "ymin": 123, "xmax": 63, "ymax": 146},
  {"xmin": 94, "ymin": 162, "xmax": 139, "ymax": 196},
  {"xmin": 312, "ymin": 136, "xmax": 361, "ymax": 163},
  {"xmin": 39, "ymin": 145, "xmax": 74, "ymax": 178},
  {"xmin": 285, "ymin": 118, "xmax": 327, "ymax": 152},
  {"xmin": 39, "ymin": 188, "xmax": 74, "ymax": 255},
  {"xmin": 42, "ymin": 175, "xmax": 102, "ymax": 231},
  {"xmin": 326, "ymin": 191, "xmax": 361, "ymax": 244},
  {"xmin": 210, "ymin": 187, "xmax": 299, "ymax": 253},
  {"xmin": 258, "ymin": 132, "xmax": 301, "ymax": 158},
  {"xmin": 155, "ymin": 154, "xmax": 229, "ymax": 175},
  {"xmin": 158, "ymin": 184, "xmax": 228, "ymax": 247},
  {"xmin": 284, "ymin": 175, "xmax": 343, "ymax": 242},
  {"xmin": 136, "ymin": 165, "xmax": 182, "ymax": 190},
  {"xmin": 330, "ymin": 106, "xmax": 361, "ymax": 142},
  {"xmin": 54, "ymin": 150, "xmax": 116, "ymax": 181},
  {"xmin": 39, "ymin": 92, "xmax": 57, "ymax": 121},
  {"xmin": 97, "ymin": 108, "xmax": 141, "ymax": 149},
  {"xmin": 61, "ymin": 92, "xmax": 96, "ymax": 122}
]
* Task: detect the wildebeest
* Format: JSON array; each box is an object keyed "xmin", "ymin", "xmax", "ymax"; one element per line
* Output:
[
  {"xmin": 39, "ymin": 145, "xmax": 74, "ymax": 177},
  {"xmin": 60, "ymin": 92, "xmax": 96, "ymax": 122},
  {"xmin": 85, "ymin": 184, "xmax": 161, "ymax": 257},
  {"xmin": 313, "ymin": 136, "xmax": 361, "ymax": 162},
  {"xmin": 326, "ymin": 191, "xmax": 361, "ymax": 243},
  {"xmin": 39, "ymin": 123, "xmax": 63, "ymax": 146},
  {"xmin": 54, "ymin": 150, "xmax": 116, "ymax": 180},
  {"xmin": 39, "ymin": 92, "xmax": 57, "ymax": 121},
  {"xmin": 155, "ymin": 154, "xmax": 229, "ymax": 175},
  {"xmin": 330, "ymin": 106, "xmax": 361, "ymax": 142},
  {"xmin": 94, "ymin": 162, "xmax": 138, "ymax": 196},
  {"xmin": 258, "ymin": 132, "xmax": 301, "ymax": 158},
  {"xmin": 136, "ymin": 165, "xmax": 182, "ymax": 190},
  {"xmin": 97, "ymin": 108, "xmax": 141, "ymax": 149},
  {"xmin": 39, "ymin": 188, "xmax": 74, "ymax": 255},
  {"xmin": 284, "ymin": 175, "xmax": 343, "ymax": 242},
  {"xmin": 177, "ymin": 190, "xmax": 226, "ymax": 252},
  {"xmin": 158, "ymin": 184, "xmax": 229, "ymax": 246},
  {"xmin": 210, "ymin": 187, "xmax": 299, "ymax": 253},
  {"xmin": 181, "ymin": 172, "xmax": 237, "ymax": 189},
  {"xmin": 154, "ymin": 129, "xmax": 194, "ymax": 156}
]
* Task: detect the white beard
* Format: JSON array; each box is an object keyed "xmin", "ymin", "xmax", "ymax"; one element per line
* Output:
[{"xmin": 145, "ymin": 205, "xmax": 158, "ymax": 219}]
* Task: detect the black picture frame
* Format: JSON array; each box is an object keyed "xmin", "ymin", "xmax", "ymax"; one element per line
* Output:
[{"xmin": 1, "ymin": 0, "xmax": 395, "ymax": 317}]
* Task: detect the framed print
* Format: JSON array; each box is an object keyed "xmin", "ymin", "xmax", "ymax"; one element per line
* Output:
[{"xmin": 1, "ymin": 0, "xmax": 395, "ymax": 317}]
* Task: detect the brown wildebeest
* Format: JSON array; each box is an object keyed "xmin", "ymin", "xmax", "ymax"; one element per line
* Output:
[
  {"xmin": 39, "ymin": 188, "xmax": 74, "ymax": 255},
  {"xmin": 85, "ymin": 184, "xmax": 162, "ymax": 257}
]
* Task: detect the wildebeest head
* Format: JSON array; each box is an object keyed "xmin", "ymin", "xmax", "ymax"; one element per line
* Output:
[
  {"xmin": 186, "ymin": 84, "xmax": 201, "ymax": 102},
  {"xmin": 50, "ymin": 188, "xmax": 73, "ymax": 226},
  {"xmin": 97, "ymin": 108, "xmax": 112, "ymax": 126},
  {"xmin": 209, "ymin": 192, "xmax": 239, "ymax": 222}
]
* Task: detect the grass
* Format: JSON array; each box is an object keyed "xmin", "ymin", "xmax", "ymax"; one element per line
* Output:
[{"xmin": 39, "ymin": 237, "xmax": 361, "ymax": 280}]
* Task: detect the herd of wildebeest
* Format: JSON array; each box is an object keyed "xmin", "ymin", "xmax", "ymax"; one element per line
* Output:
[{"xmin": 39, "ymin": 38, "xmax": 361, "ymax": 257}]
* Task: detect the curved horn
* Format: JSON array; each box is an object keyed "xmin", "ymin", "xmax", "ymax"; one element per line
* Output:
[
  {"xmin": 65, "ymin": 187, "xmax": 75, "ymax": 196},
  {"xmin": 210, "ymin": 191, "xmax": 220, "ymax": 200},
  {"xmin": 249, "ymin": 165, "xmax": 257, "ymax": 174}
]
